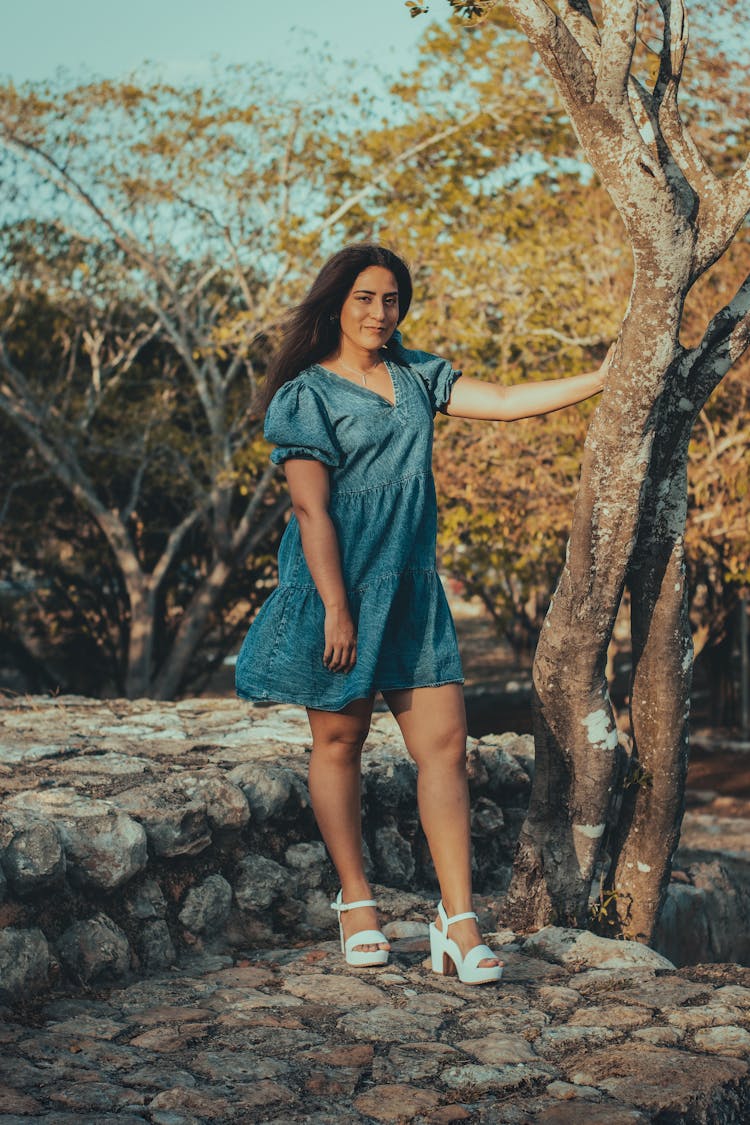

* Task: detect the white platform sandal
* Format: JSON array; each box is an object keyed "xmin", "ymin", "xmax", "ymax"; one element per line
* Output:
[
  {"xmin": 429, "ymin": 901, "xmax": 503, "ymax": 985},
  {"xmin": 331, "ymin": 890, "xmax": 390, "ymax": 967}
]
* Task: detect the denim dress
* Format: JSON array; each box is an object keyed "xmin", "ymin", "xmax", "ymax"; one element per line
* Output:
[{"xmin": 234, "ymin": 334, "xmax": 464, "ymax": 711}]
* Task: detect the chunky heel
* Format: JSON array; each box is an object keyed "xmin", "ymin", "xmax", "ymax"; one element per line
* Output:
[
  {"xmin": 429, "ymin": 901, "xmax": 502, "ymax": 986},
  {"xmin": 429, "ymin": 922, "xmax": 447, "ymax": 975}
]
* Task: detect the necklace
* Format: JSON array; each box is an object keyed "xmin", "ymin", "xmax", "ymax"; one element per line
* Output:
[{"xmin": 337, "ymin": 355, "xmax": 383, "ymax": 386}]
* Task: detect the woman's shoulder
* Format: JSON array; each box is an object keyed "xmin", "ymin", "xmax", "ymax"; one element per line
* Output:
[
  {"xmin": 386, "ymin": 329, "xmax": 461, "ymax": 415},
  {"xmin": 385, "ymin": 328, "xmax": 445, "ymax": 368},
  {"xmin": 267, "ymin": 368, "xmax": 329, "ymax": 411}
]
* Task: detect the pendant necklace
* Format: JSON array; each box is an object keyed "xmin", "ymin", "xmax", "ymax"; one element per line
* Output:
[{"xmin": 337, "ymin": 355, "xmax": 382, "ymax": 386}]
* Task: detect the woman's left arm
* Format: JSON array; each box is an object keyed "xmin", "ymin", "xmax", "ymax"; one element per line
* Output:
[{"xmin": 446, "ymin": 349, "xmax": 612, "ymax": 421}]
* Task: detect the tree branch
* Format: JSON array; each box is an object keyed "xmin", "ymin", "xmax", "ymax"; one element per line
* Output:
[
  {"xmin": 505, "ymin": 0, "xmax": 596, "ymax": 106},
  {"xmin": 596, "ymin": 0, "xmax": 639, "ymax": 109},
  {"xmin": 317, "ymin": 114, "xmax": 482, "ymax": 234},
  {"xmin": 685, "ymin": 271, "xmax": 750, "ymax": 404},
  {"xmin": 231, "ymin": 462, "xmax": 280, "ymax": 555},
  {"xmin": 560, "ymin": 0, "xmax": 601, "ymax": 65}
]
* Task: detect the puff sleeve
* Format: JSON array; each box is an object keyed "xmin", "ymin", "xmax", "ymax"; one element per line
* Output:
[
  {"xmin": 386, "ymin": 329, "xmax": 462, "ymax": 415},
  {"xmin": 264, "ymin": 379, "xmax": 342, "ymax": 468}
]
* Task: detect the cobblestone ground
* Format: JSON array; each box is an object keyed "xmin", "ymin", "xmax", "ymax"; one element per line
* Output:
[{"xmin": 2, "ymin": 930, "xmax": 749, "ymax": 1124}]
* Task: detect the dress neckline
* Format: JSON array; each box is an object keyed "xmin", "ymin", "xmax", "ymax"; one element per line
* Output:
[{"xmin": 314, "ymin": 357, "xmax": 397, "ymax": 408}]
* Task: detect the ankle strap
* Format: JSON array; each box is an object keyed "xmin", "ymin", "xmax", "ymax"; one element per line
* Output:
[
  {"xmin": 331, "ymin": 897, "xmax": 377, "ymax": 914},
  {"xmin": 437, "ymin": 901, "xmax": 478, "ymax": 927},
  {"xmin": 446, "ymin": 910, "xmax": 478, "ymax": 925}
]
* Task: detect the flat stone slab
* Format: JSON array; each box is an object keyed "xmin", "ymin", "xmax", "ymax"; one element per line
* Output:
[{"xmin": 0, "ymin": 942, "xmax": 748, "ymax": 1122}]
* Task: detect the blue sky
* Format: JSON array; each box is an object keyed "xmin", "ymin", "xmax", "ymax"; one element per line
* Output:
[{"xmin": 0, "ymin": 0, "xmax": 446, "ymax": 85}]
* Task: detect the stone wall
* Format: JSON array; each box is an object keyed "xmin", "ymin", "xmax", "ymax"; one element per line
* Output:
[{"xmin": 1, "ymin": 696, "xmax": 748, "ymax": 1004}]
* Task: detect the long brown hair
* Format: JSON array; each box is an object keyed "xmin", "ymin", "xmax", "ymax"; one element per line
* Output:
[{"xmin": 259, "ymin": 243, "xmax": 413, "ymax": 411}]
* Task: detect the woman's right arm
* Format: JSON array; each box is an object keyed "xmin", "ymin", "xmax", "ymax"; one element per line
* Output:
[{"xmin": 284, "ymin": 458, "xmax": 357, "ymax": 674}]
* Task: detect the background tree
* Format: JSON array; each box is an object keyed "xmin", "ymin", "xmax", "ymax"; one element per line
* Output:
[{"xmin": 0, "ymin": 66, "xmax": 467, "ymax": 697}]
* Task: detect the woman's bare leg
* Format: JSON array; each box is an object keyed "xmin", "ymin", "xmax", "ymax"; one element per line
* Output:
[
  {"xmin": 307, "ymin": 696, "xmax": 388, "ymax": 955},
  {"xmin": 383, "ymin": 683, "xmax": 500, "ymax": 970}
]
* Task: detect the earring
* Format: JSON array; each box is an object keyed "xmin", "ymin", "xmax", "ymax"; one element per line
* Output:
[{"xmin": 329, "ymin": 313, "xmax": 338, "ymax": 322}]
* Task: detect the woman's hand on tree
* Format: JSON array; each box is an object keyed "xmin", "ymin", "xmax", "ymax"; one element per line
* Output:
[
  {"xmin": 596, "ymin": 342, "xmax": 616, "ymax": 391},
  {"xmin": 323, "ymin": 605, "xmax": 357, "ymax": 673}
]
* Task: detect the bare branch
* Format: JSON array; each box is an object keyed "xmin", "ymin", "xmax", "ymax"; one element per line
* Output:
[
  {"xmin": 317, "ymin": 114, "xmax": 481, "ymax": 234},
  {"xmin": 150, "ymin": 506, "xmax": 205, "ymax": 593},
  {"xmin": 0, "ymin": 337, "xmax": 134, "ymax": 562},
  {"xmin": 505, "ymin": 0, "xmax": 596, "ymax": 106},
  {"xmin": 525, "ymin": 327, "xmax": 609, "ymax": 347},
  {"xmin": 596, "ymin": 0, "xmax": 639, "ymax": 108},
  {"xmin": 561, "ymin": 0, "xmax": 601, "ymax": 65},
  {"xmin": 686, "ymin": 271, "xmax": 750, "ymax": 404},
  {"xmin": 231, "ymin": 462, "xmax": 279, "ymax": 555},
  {"xmin": 653, "ymin": 0, "xmax": 688, "ymax": 109}
]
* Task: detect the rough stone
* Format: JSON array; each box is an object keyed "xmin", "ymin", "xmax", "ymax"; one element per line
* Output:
[
  {"xmin": 124, "ymin": 877, "xmax": 168, "ymax": 921},
  {"xmin": 337, "ymin": 1005, "xmax": 441, "ymax": 1042},
  {"xmin": 372, "ymin": 1042, "xmax": 461, "ymax": 1083},
  {"xmin": 226, "ymin": 761, "xmax": 310, "ymax": 822},
  {"xmin": 136, "ymin": 920, "xmax": 177, "ymax": 971},
  {"xmin": 233, "ymin": 853, "xmax": 290, "ymax": 912},
  {"xmin": 0, "ymin": 810, "xmax": 66, "ymax": 894},
  {"xmin": 665, "ymin": 1004, "xmax": 745, "ymax": 1030},
  {"xmin": 536, "ymin": 1026, "xmax": 620, "ymax": 1055},
  {"xmin": 178, "ymin": 874, "xmax": 232, "ymax": 935},
  {"xmin": 631, "ymin": 1026, "xmax": 684, "ymax": 1046},
  {"xmin": 56, "ymin": 912, "xmax": 132, "ymax": 984},
  {"xmin": 523, "ymin": 926, "xmax": 676, "ymax": 971},
  {"xmin": 565, "ymin": 1043, "xmax": 748, "ymax": 1116},
  {"xmin": 534, "ymin": 1108, "xmax": 648, "ymax": 1124},
  {"xmin": 693, "ymin": 1025, "xmax": 750, "ymax": 1057},
  {"xmin": 546, "ymin": 1079, "xmax": 602, "ymax": 1101},
  {"xmin": 5, "ymin": 789, "xmax": 147, "ymax": 890},
  {"xmin": 478, "ymin": 739, "xmax": 533, "ymax": 793},
  {"xmin": 284, "ymin": 841, "xmax": 328, "ymax": 886},
  {"xmin": 0, "ymin": 927, "xmax": 50, "ymax": 1001},
  {"xmin": 566, "ymin": 1004, "xmax": 651, "ymax": 1030},
  {"xmin": 175, "ymin": 773, "xmax": 250, "ymax": 832},
  {"xmin": 382, "ymin": 919, "xmax": 429, "ymax": 940},
  {"xmin": 353, "ymin": 1084, "xmax": 442, "ymax": 1121},
  {"xmin": 471, "ymin": 796, "xmax": 505, "ymax": 834},
  {"xmin": 441, "ymin": 1062, "xmax": 553, "ymax": 1093},
  {"xmin": 282, "ymin": 972, "xmax": 387, "ymax": 1008},
  {"xmin": 148, "ymin": 1087, "xmax": 233, "ymax": 1117},
  {"xmin": 457, "ymin": 1032, "xmax": 539, "ymax": 1065},
  {"xmin": 372, "ymin": 817, "xmax": 416, "ymax": 886},
  {"xmin": 113, "ymin": 783, "xmax": 212, "ymax": 858}
]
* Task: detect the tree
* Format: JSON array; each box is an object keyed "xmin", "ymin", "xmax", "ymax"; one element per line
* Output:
[
  {"xmin": 0, "ymin": 67, "xmax": 469, "ymax": 698},
  {"xmin": 419, "ymin": 0, "xmax": 750, "ymax": 942}
]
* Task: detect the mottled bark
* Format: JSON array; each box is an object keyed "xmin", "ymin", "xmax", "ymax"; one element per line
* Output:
[
  {"xmin": 604, "ymin": 394, "xmax": 693, "ymax": 940},
  {"xmin": 500, "ymin": 0, "xmax": 750, "ymax": 937}
]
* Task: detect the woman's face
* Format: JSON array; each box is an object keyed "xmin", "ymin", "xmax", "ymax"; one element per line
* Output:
[{"xmin": 337, "ymin": 266, "xmax": 400, "ymax": 353}]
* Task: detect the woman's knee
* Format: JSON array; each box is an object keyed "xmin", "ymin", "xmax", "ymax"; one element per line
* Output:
[
  {"xmin": 408, "ymin": 724, "xmax": 468, "ymax": 770},
  {"xmin": 310, "ymin": 723, "xmax": 369, "ymax": 765}
]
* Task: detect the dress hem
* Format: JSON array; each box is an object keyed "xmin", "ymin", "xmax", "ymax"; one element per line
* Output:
[{"xmin": 235, "ymin": 676, "xmax": 465, "ymax": 713}]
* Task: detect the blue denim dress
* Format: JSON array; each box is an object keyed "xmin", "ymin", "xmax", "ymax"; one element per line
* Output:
[{"xmin": 234, "ymin": 334, "xmax": 464, "ymax": 711}]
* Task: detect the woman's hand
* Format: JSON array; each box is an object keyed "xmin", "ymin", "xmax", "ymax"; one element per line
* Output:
[
  {"xmin": 595, "ymin": 342, "xmax": 616, "ymax": 392},
  {"xmin": 323, "ymin": 605, "xmax": 357, "ymax": 673}
]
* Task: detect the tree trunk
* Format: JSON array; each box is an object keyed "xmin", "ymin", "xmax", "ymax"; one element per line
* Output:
[
  {"xmin": 604, "ymin": 444, "xmax": 693, "ymax": 940},
  {"xmin": 503, "ymin": 290, "xmax": 684, "ymax": 930},
  {"xmin": 152, "ymin": 558, "xmax": 232, "ymax": 700},
  {"xmin": 123, "ymin": 576, "xmax": 157, "ymax": 699}
]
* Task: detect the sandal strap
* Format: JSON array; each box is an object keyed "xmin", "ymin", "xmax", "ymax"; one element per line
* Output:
[
  {"xmin": 344, "ymin": 928, "xmax": 388, "ymax": 954},
  {"xmin": 462, "ymin": 943, "xmax": 498, "ymax": 971},
  {"xmin": 331, "ymin": 896, "xmax": 377, "ymax": 914},
  {"xmin": 445, "ymin": 910, "xmax": 479, "ymax": 926}
]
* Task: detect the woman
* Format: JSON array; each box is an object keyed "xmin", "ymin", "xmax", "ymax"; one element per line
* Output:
[{"xmin": 236, "ymin": 243, "xmax": 609, "ymax": 984}]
